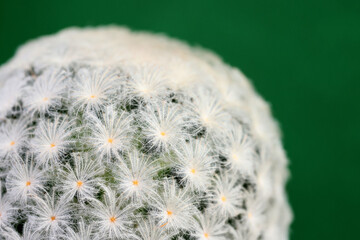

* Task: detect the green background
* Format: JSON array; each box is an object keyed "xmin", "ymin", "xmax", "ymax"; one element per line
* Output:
[{"xmin": 1, "ymin": 1, "xmax": 359, "ymax": 239}]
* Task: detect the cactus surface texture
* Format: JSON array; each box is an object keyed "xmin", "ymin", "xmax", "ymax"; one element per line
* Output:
[{"xmin": 0, "ymin": 27, "xmax": 292, "ymax": 240}]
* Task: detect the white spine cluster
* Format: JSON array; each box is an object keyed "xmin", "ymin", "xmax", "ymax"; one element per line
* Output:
[{"xmin": 0, "ymin": 27, "xmax": 292, "ymax": 240}]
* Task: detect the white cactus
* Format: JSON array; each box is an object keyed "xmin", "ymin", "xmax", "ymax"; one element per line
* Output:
[{"xmin": 0, "ymin": 27, "xmax": 292, "ymax": 239}]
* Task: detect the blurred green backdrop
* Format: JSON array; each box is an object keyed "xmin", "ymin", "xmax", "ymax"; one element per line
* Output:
[{"xmin": 1, "ymin": 0, "xmax": 359, "ymax": 239}]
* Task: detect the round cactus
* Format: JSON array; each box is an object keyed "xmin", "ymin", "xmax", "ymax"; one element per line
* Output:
[{"xmin": 0, "ymin": 27, "xmax": 292, "ymax": 240}]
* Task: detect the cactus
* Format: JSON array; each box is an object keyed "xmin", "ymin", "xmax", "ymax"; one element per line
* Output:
[{"xmin": 0, "ymin": 27, "xmax": 292, "ymax": 240}]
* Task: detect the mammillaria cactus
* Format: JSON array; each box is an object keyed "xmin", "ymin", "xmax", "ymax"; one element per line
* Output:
[{"xmin": 0, "ymin": 27, "xmax": 292, "ymax": 240}]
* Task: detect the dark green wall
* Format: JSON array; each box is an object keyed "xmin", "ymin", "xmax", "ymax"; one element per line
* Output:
[{"xmin": 1, "ymin": 1, "xmax": 359, "ymax": 239}]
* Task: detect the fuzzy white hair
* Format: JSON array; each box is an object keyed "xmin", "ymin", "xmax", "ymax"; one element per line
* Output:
[{"xmin": 0, "ymin": 26, "xmax": 291, "ymax": 239}]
